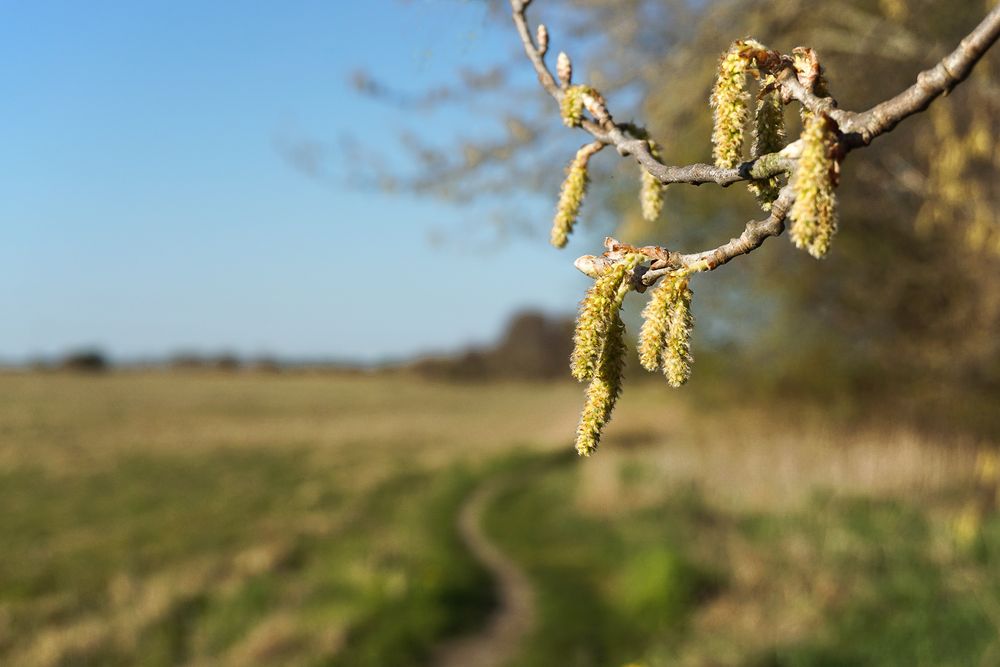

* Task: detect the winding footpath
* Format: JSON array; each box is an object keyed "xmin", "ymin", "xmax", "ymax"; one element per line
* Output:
[{"xmin": 433, "ymin": 479, "xmax": 535, "ymax": 667}]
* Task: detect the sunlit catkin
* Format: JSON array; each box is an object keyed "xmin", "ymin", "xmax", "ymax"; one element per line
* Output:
[
  {"xmin": 575, "ymin": 313, "xmax": 626, "ymax": 456},
  {"xmin": 638, "ymin": 276, "xmax": 672, "ymax": 372},
  {"xmin": 789, "ymin": 113, "xmax": 838, "ymax": 258},
  {"xmin": 551, "ymin": 142, "xmax": 600, "ymax": 248},
  {"xmin": 710, "ymin": 44, "xmax": 750, "ymax": 168},
  {"xmin": 639, "ymin": 140, "xmax": 666, "ymax": 222},
  {"xmin": 570, "ymin": 254, "xmax": 642, "ymax": 382},
  {"xmin": 748, "ymin": 89, "xmax": 786, "ymax": 209},
  {"xmin": 560, "ymin": 84, "xmax": 592, "ymax": 128},
  {"xmin": 638, "ymin": 274, "xmax": 694, "ymax": 386},
  {"xmin": 662, "ymin": 277, "xmax": 694, "ymax": 387}
]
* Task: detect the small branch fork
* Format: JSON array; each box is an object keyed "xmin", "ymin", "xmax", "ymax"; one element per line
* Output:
[{"xmin": 510, "ymin": 0, "xmax": 1000, "ymax": 281}]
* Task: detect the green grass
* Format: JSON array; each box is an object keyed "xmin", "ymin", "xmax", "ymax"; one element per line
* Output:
[
  {"xmin": 483, "ymin": 455, "xmax": 721, "ymax": 667},
  {"xmin": 0, "ymin": 372, "xmax": 998, "ymax": 666},
  {"xmin": 0, "ymin": 446, "xmax": 498, "ymax": 666},
  {"xmin": 327, "ymin": 467, "xmax": 495, "ymax": 667},
  {"xmin": 482, "ymin": 455, "xmax": 1000, "ymax": 667},
  {"xmin": 0, "ymin": 373, "xmax": 571, "ymax": 666},
  {"xmin": 748, "ymin": 497, "xmax": 1000, "ymax": 667}
]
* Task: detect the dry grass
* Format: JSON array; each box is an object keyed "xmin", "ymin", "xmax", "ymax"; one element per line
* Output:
[
  {"xmin": 0, "ymin": 371, "xmax": 581, "ymax": 476},
  {"xmin": 581, "ymin": 402, "xmax": 985, "ymax": 513}
]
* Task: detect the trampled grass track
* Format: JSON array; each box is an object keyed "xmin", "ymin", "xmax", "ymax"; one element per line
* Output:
[{"xmin": 433, "ymin": 477, "xmax": 536, "ymax": 667}]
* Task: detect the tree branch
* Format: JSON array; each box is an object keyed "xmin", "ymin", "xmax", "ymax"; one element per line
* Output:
[
  {"xmin": 512, "ymin": 0, "xmax": 1000, "ymax": 281},
  {"xmin": 842, "ymin": 3, "xmax": 1000, "ymax": 147},
  {"xmin": 510, "ymin": 0, "xmax": 795, "ymax": 188}
]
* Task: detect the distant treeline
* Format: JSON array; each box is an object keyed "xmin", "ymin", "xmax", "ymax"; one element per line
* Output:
[
  {"xmin": 26, "ymin": 350, "xmax": 303, "ymax": 374},
  {"xmin": 408, "ymin": 311, "xmax": 575, "ymax": 381},
  {"xmin": 16, "ymin": 310, "xmax": 576, "ymax": 380}
]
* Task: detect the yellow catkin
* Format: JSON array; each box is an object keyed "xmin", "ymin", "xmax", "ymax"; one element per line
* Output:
[
  {"xmin": 639, "ymin": 140, "xmax": 666, "ymax": 222},
  {"xmin": 551, "ymin": 143, "xmax": 600, "ymax": 248},
  {"xmin": 639, "ymin": 273, "xmax": 694, "ymax": 386},
  {"xmin": 710, "ymin": 44, "xmax": 750, "ymax": 168},
  {"xmin": 748, "ymin": 88, "xmax": 786, "ymax": 209},
  {"xmin": 638, "ymin": 276, "xmax": 672, "ymax": 372},
  {"xmin": 661, "ymin": 277, "xmax": 694, "ymax": 387},
  {"xmin": 575, "ymin": 312, "xmax": 626, "ymax": 456},
  {"xmin": 570, "ymin": 254, "xmax": 642, "ymax": 381},
  {"xmin": 789, "ymin": 113, "xmax": 838, "ymax": 258},
  {"xmin": 560, "ymin": 85, "xmax": 593, "ymax": 128}
]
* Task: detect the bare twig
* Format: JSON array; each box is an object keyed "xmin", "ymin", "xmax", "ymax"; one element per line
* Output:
[{"xmin": 510, "ymin": 0, "xmax": 562, "ymax": 99}]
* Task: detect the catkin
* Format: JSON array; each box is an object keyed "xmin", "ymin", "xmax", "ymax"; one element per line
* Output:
[
  {"xmin": 570, "ymin": 254, "xmax": 641, "ymax": 381},
  {"xmin": 661, "ymin": 278, "xmax": 694, "ymax": 387},
  {"xmin": 748, "ymin": 89, "xmax": 786, "ymax": 209},
  {"xmin": 789, "ymin": 113, "xmax": 838, "ymax": 258},
  {"xmin": 638, "ymin": 277, "xmax": 672, "ymax": 372},
  {"xmin": 639, "ymin": 274, "xmax": 694, "ymax": 386},
  {"xmin": 551, "ymin": 142, "xmax": 601, "ymax": 248},
  {"xmin": 710, "ymin": 45, "xmax": 751, "ymax": 168},
  {"xmin": 639, "ymin": 140, "xmax": 666, "ymax": 222},
  {"xmin": 575, "ymin": 313, "xmax": 627, "ymax": 456},
  {"xmin": 561, "ymin": 84, "xmax": 595, "ymax": 128}
]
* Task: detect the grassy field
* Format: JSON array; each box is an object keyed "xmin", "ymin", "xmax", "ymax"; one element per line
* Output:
[{"xmin": 0, "ymin": 371, "xmax": 997, "ymax": 666}]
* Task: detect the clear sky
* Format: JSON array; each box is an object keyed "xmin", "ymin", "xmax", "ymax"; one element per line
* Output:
[{"xmin": 1, "ymin": 0, "xmax": 589, "ymax": 363}]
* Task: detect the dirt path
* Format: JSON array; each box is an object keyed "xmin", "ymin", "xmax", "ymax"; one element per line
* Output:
[{"xmin": 432, "ymin": 478, "xmax": 535, "ymax": 667}]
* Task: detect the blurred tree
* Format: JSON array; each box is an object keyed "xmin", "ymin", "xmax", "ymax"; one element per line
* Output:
[
  {"xmin": 60, "ymin": 349, "xmax": 109, "ymax": 373},
  {"xmin": 410, "ymin": 310, "xmax": 575, "ymax": 380}
]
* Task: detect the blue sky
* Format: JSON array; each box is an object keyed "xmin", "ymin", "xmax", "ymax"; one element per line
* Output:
[{"xmin": 0, "ymin": 0, "xmax": 590, "ymax": 362}]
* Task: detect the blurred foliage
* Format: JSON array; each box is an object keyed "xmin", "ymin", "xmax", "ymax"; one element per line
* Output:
[{"xmin": 58, "ymin": 349, "xmax": 110, "ymax": 373}]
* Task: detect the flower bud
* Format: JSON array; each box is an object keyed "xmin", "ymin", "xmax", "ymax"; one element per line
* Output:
[
  {"xmin": 557, "ymin": 51, "xmax": 572, "ymax": 86},
  {"xmin": 536, "ymin": 24, "xmax": 549, "ymax": 57}
]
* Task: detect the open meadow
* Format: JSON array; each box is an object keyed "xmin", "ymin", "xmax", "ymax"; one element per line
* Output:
[{"xmin": 0, "ymin": 371, "xmax": 998, "ymax": 666}]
